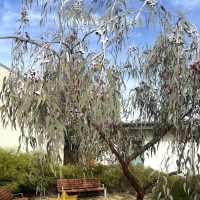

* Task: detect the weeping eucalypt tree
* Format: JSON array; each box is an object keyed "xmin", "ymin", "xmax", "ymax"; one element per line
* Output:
[{"xmin": 0, "ymin": 0, "xmax": 200, "ymax": 199}]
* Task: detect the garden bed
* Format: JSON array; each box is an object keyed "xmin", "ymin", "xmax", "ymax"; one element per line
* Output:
[{"xmin": 30, "ymin": 193, "xmax": 150, "ymax": 200}]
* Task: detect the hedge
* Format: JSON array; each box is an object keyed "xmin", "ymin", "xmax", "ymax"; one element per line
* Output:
[{"xmin": 0, "ymin": 147, "xmax": 198, "ymax": 199}]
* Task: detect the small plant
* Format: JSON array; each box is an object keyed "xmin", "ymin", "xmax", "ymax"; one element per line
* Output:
[
  {"xmin": 0, "ymin": 148, "xmax": 34, "ymax": 191},
  {"xmin": 0, "ymin": 148, "xmax": 194, "ymax": 199},
  {"xmin": 60, "ymin": 164, "xmax": 84, "ymax": 178},
  {"xmin": 28, "ymin": 152, "xmax": 57, "ymax": 195},
  {"xmin": 152, "ymin": 175, "xmax": 191, "ymax": 200}
]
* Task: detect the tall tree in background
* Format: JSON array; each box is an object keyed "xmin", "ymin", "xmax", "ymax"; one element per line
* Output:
[{"xmin": 0, "ymin": 0, "xmax": 200, "ymax": 199}]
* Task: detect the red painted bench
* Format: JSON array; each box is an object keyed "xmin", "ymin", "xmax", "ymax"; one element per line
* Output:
[
  {"xmin": 0, "ymin": 187, "xmax": 28, "ymax": 200},
  {"xmin": 56, "ymin": 178, "xmax": 107, "ymax": 198}
]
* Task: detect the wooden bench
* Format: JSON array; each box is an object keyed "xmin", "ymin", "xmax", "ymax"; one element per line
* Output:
[
  {"xmin": 0, "ymin": 187, "xmax": 28, "ymax": 200},
  {"xmin": 57, "ymin": 178, "xmax": 107, "ymax": 198}
]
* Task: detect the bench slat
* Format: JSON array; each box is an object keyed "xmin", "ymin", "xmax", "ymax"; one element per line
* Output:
[
  {"xmin": 58, "ymin": 188, "xmax": 106, "ymax": 193},
  {"xmin": 57, "ymin": 178, "xmax": 107, "ymax": 198},
  {"xmin": 57, "ymin": 179, "xmax": 105, "ymax": 191},
  {"xmin": 57, "ymin": 178, "xmax": 102, "ymax": 189},
  {"xmin": 0, "ymin": 187, "xmax": 28, "ymax": 200},
  {"xmin": 0, "ymin": 187, "xmax": 13, "ymax": 200}
]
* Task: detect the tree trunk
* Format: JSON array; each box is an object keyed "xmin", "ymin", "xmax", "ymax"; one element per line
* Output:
[
  {"xmin": 120, "ymin": 161, "xmax": 144, "ymax": 200},
  {"xmin": 136, "ymin": 195, "xmax": 144, "ymax": 200},
  {"xmin": 106, "ymin": 138, "xmax": 145, "ymax": 200},
  {"xmin": 93, "ymin": 121, "xmax": 172, "ymax": 200},
  {"xmin": 63, "ymin": 135, "xmax": 78, "ymax": 164},
  {"xmin": 63, "ymin": 149, "xmax": 78, "ymax": 164}
]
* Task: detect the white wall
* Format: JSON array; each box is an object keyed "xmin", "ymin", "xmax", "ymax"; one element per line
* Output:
[
  {"xmin": 0, "ymin": 65, "xmax": 21, "ymax": 149},
  {"xmin": 0, "ymin": 65, "xmax": 198, "ymax": 172},
  {"xmin": 144, "ymin": 134, "xmax": 177, "ymax": 172}
]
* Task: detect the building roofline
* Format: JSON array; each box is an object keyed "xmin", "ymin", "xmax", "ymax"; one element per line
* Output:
[
  {"xmin": 121, "ymin": 122, "xmax": 156, "ymax": 130},
  {"xmin": 0, "ymin": 62, "xmax": 10, "ymax": 71}
]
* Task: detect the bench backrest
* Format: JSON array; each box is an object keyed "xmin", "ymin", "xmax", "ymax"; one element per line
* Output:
[
  {"xmin": 0, "ymin": 187, "xmax": 12, "ymax": 200},
  {"xmin": 57, "ymin": 178, "xmax": 102, "ymax": 190}
]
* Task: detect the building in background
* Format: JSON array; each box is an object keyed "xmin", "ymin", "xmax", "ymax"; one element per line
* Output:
[
  {"xmin": 0, "ymin": 63, "xmax": 21, "ymax": 148},
  {"xmin": 0, "ymin": 63, "xmax": 179, "ymax": 172}
]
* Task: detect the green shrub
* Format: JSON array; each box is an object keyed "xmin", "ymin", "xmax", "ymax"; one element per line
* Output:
[
  {"xmin": 0, "ymin": 147, "xmax": 161, "ymax": 195},
  {"xmin": 26, "ymin": 153, "xmax": 57, "ymax": 194},
  {"xmin": 94, "ymin": 164, "xmax": 124, "ymax": 190},
  {"xmin": 129, "ymin": 165, "xmax": 160, "ymax": 189},
  {"xmin": 169, "ymin": 175, "xmax": 188, "ymax": 199},
  {"xmin": 60, "ymin": 164, "xmax": 85, "ymax": 178},
  {"xmin": 59, "ymin": 164, "xmax": 126, "ymax": 191},
  {"xmin": 86, "ymin": 164, "xmax": 160, "ymax": 193},
  {"xmin": 0, "ymin": 148, "xmax": 56, "ymax": 194},
  {"xmin": 0, "ymin": 148, "xmax": 34, "ymax": 191},
  {"xmin": 2, "ymin": 148, "xmax": 194, "ymax": 199},
  {"xmin": 185, "ymin": 175, "xmax": 200, "ymax": 199},
  {"xmin": 152, "ymin": 175, "xmax": 191, "ymax": 200}
]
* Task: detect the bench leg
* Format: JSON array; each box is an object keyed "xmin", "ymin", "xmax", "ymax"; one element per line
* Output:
[{"xmin": 104, "ymin": 189, "xmax": 107, "ymax": 198}]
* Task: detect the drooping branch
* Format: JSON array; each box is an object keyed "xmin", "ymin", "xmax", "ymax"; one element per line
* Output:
[
  {"xmin": 72, "ymin": 29, "xmax": 97, "ymax": 51},
  {"xmin": 0, "ymin": 36, "xmax": 59, "ymax": 57},
  {"xmin": 92, "ymin": 120, "xmax": 124, "ymax": 163},
  {"xmin": 125, "ymin": 125, "xmax": 173, "ymax": 165},
  {"xmin": 143, "ymin": 170, "xmax": 182, "ymax": 192},
  {"xmin": 177, "ymin": 128, "xmax": 191, "ymax": 173}
]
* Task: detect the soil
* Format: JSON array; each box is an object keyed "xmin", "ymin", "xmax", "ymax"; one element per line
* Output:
[
  {"xmin": 79, "ymin": 193, "xmax": 136, "ymax": 200},
  {"xmin": 31, "ymin": 193, "xmax": 150, "ymax": 200}
]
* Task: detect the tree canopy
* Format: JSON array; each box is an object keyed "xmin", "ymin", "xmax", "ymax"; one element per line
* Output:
[{"xmin": 0, "ymin": 0, "xmax": 200, "ymax": 199}]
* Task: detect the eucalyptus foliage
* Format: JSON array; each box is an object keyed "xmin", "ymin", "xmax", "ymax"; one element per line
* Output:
[{"xmin": 0, "ymin": 0, "xmax": 200, "ymax": 199}]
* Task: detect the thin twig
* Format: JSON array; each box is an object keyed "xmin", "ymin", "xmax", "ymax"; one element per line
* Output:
[
  {"xmin": 0, "ymin": 36, "xmax": 59, "ymax": 57},
  {"xmin": 125, "ymin": 125, "xmax": 173, "ymax": 165}
]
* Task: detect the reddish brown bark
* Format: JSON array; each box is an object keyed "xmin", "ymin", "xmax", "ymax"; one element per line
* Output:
[
  {"xmin": 125, "ymin": 125, "xmax": 172, "ymax": 165},
  {"xmin": 92, "ymin": 121, "xmax": 173, "ymax": 200},
  {"xmin": 107, "ymin": 140, "xmax": 144, "ymax": 199},
  {"xmin": 92, "ymin": 121, "xmax": 145, "ymax": 199}
]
